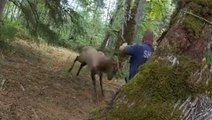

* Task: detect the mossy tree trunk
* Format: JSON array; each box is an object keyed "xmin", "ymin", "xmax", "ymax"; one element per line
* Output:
[
  {"xmin": 90, "ymin": 0, "xmax": 212, "ymax": 120},
  {"xmin": 114, "ymin": 0, "xmax": 146, "ymax": 68},
  {"xmin": 0, "ymin": 0, "xmax": 7, "ymax": 21}
]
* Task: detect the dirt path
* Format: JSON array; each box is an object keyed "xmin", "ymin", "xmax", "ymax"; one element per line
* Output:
[{"xmin": 0, "ymin": 40, "xmax": 123, "ymax": 120}]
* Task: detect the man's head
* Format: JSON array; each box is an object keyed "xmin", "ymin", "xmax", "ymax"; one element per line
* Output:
[{"xmin": 142, "ymin": 30, "xmax": 154, "ymax": 45}]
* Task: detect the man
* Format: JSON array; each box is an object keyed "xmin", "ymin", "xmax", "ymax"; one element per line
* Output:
[{"xmin": 119, "ymin": 30, "xmax": 154, "ymax": 82}]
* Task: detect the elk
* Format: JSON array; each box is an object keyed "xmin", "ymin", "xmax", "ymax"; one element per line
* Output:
[{"xmin": 68, "ymin": 46, "xmax": 118, "ymax": 102}]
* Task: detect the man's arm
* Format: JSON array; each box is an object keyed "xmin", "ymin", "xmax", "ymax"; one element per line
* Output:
[{"xmin": 119, "ymin": 43, "xmax": 137, "ymax": 55}]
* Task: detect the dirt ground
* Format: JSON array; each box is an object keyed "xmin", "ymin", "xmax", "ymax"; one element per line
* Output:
[{"xmin": 0, "ymin": 40, "xmax": 124, "ymax": 120}]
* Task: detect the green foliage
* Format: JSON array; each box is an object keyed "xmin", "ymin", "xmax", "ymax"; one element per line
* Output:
[
  {"xmin": 0, "ymin": 21, "xmax": 22, "ymax": 48},
  {"xmin": 77, "ymin": 0, "xmax": 105, "ymax": 8},
  {"xmin": 3, "ymin": 0, "xmax": 175, "ymax": 52},
  {"xmin": 5, "ymin": 0, "xmax": 88, "ymax": 47},
  {"xmin": 36, "ymin": 23, "xmax": 60, "ymax": 44},
  {"xmin": 135, "ymin": 0, "xmax": 174, "ymax": 41},
  {"xmin": 2, "ymin": 0, "xmax": 175, "ymax": 55},
  {"xmin": 1, "ymin": 0, "xmax": 110, "ymax": 50}
]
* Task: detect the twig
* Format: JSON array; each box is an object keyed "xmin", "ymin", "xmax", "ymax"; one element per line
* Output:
[
  {"xmin": 184, "ymin": 11, "xmax": 212, "ymax": 25},
  {"xmin": 32, "ymin": 108, "xmax": 39, "ymax": 119},
  {"xmin": 121, "ymin": 23, "xmax": 126, "ymax": 42},
  {"xmin": 0, "ymin": 79, "xmax": 6, "ymax": 90},
  {"xmin": 19, "ymin": 83, "xmax": 25, "ymax": 92}
]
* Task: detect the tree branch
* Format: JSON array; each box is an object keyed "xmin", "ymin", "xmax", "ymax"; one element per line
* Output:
[{"xmin": 184, "ymin": 11, "xmax": 212, "ymax": 25}]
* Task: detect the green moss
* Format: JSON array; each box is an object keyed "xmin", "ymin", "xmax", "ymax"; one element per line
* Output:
[
  {"xmin": 183, "ymin": 0, "xmax": 212, "ymax": 39},
  {"xmin": 124, "ymin": 56, "xmax": 201, "ymax": 102},
  {"xmin": 88, "ymin": 107, "xmax": 108, "ymax": 120},
  {"xmin": 188, "ymin": 2, "xmax": 203, "ymax": 15},
  {"xmin": 193, "ymin": 0, "xmax": 212, "ymax": 7},
  {"xmin": 184, "ymin": 15, "xmax": 204, "ymax": 39},
  {"xmin": 90, "ymin": 56, "xmax": 212, "ymax": 120},
  {"xmin": 107, "ymin": 101, "xmax": 181, "ymax": 120}
]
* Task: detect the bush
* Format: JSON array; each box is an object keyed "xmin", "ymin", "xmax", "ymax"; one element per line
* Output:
[{"xmin": 0, "ymin": 21, "xmax": 23, "ymax": 49}]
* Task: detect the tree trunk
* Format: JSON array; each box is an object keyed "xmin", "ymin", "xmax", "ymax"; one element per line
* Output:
[
  {"xmin": 90, "ymin": 0, "xmax": 212, "ymax": 120},
  {"xmin": 0, "ymin": 0, "xmax": 7, "ymax": 20},
  {"xmin": 114, "ymin": 0, "xmax": 146, "ymax": 68},
  {"xmin": 3, "ymin": 2, "xmax": 10, "ymax": 19},
  {"xmin": 99, "ymin": 0, "xmax": 122, "ymax": 50}
]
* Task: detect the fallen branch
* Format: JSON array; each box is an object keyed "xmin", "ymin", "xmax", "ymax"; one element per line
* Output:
[{"xmin": 184, "ymin": 11, "xmax": 212, "ymax": 25}]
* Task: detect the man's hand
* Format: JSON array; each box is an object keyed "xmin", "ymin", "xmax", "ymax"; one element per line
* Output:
[{"xmin": 119, "ymin": 42, "xmax": 128, "ymax": 51}]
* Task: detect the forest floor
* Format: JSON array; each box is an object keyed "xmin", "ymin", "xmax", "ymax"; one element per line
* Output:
[{"xmin": 0, "ymin": 39, "xmax": 124, "ymax": 120}]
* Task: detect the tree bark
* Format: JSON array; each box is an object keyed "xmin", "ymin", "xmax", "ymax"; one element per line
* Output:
[
  {"xmin": 114, "ymin": 0, "xmax": 146, "ymax": 68},
  {"xmin": 90, "ymin": 0, "xmax": 212, "ymax": 119},
  {"xmin": 0, "ymin": 0, "xmax": 7, "ymax": 20}
]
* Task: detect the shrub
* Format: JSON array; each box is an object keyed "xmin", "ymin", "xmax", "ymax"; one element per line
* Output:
[{"xmin": 0, "ymin": 20, "xmax": 23, "ymax": 49}]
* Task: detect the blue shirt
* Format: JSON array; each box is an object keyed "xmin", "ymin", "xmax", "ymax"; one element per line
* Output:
[{"xmin": 124, "ymin": 43, "xmax": 154, "ymax": 80}]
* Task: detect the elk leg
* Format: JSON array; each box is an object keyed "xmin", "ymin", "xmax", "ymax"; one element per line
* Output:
[
  {"xmin": 91, "ymin": 70, "xmax": 97, "ymax": 102},
  {"xmin": 68, "ymin": 56, "xmax": 79, "ymax": 72},
  {"xmin": 99, "ymin": 73, "xmax": 104, "ymax": 97},
  {"xmin": 76, "ymin": 62, "xmax": 86, "ymax": 76}
]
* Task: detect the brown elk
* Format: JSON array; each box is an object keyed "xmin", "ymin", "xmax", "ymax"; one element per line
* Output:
[{"xmin": 68, "ymin": 46, "xmax": 118, "ymax": 102}]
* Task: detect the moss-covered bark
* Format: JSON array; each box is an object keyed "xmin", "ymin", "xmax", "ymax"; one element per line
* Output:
[{"xmin": 89, "ymin": 0, "xmax": 212, "ymax": 120}]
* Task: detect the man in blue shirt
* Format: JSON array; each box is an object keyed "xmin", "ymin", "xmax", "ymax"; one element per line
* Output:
[{"xmin": 119, "ymin": 30, "xmax": 154, "ymax": 82}]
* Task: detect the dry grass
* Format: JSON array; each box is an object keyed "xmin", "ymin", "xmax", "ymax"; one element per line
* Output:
[
  {"xmin": 9, "ymin": 38, "xmax": 82, "ymax": 73},
  {"xmin": 13, "ymin": 38, "xmax": 78, "ymax": 61}
]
